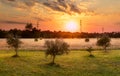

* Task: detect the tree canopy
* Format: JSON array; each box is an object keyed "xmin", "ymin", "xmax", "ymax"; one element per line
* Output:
[
  {"xmin": 97, "ymin": 35, "xmax": 111, "ymax": 52},
  {"xmin": 44, "ymin": 39, "xmax": 69, "ymax": 64},
  {"xmin": 6, "ymin": 34, "xmax": 22, "ymax": 57}
]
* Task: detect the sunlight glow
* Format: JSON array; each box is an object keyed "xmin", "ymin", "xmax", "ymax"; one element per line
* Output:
[{"xmin": 65, "ymin": 21, "xmax": 79, "ymax": 32}]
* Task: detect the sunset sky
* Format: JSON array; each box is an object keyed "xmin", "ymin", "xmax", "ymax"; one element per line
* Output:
[{"xmin": 0, "ymin": 0, "xmax": 120, "ymax": 32}]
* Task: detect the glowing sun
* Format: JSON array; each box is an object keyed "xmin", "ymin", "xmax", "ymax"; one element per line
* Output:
[{"xmin": 65, "ymin": 21, "xmax": 78, "ymax": 32}]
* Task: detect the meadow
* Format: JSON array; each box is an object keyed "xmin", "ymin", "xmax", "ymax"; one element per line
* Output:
[{"xmin": 0, "ymin": 50, "xmax": 120, "ymax": 76}]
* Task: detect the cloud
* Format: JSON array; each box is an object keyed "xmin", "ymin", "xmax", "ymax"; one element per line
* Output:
[
  {"xmin": 69, "ymin": 4, "xmax": 81, "ymax": 13},
  {"xmin": 57, "ymin": 0, "xmax": 68, "ymax": 9},
  {"xmin": 115, "ymin": 22, "xmax": 120, "ymax": 26},
  {"xmin": 42, "ymin": 0, "xmax": 93, "ymax": 15},
  {"xmin": 8, "ymin": 0, "xmax": 15, "ymax": 1},
  {"xmin": 0, "ymin": 0, "xmax": 39, "ymax": 9},
  {"xmin": 0, "ymin": 0, "xmax": 94, "ymax": 15},
  {"xmin": 33, "ymin": 17, "xmax": 45, "ymax": 21},
  {"xmin": 1, "ymin": 0, "xmax": 120, "ymax": 16},
  {"xmin": 43, "ymin": 2, "xmax": 67, "ymax": 13},
  {"xmin": 88, "ymin": 0, "xmax": 120, "ymax": 15},
  {"xmin": 0, "ymin": 20, "xmax": 26, "ymax": 24}
]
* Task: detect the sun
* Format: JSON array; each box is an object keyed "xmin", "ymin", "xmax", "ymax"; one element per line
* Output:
[{"xmin": 65, "ymin": 21, "xmax": 79, "ymax": 32}]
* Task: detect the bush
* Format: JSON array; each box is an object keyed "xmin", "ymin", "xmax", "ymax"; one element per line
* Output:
[{"xmin": 85, "ymin": 38, "xmax": 90, "ymax": 42}]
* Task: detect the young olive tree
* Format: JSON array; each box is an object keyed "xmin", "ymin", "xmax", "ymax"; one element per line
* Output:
[
  {"xmin": 44, "ymin": 39, "xmax": 69, "ymax": 65},
  {"xmin": 86, "ymin": 46, "xmax": 94, "ymax": 57},
  {"xmin": 96, "ymin": 35, "xmax": 111, "ymax": 52},
  {"xmin": 85, "ymin": 38, "xmax": 94, "ymax": 57},
  {"xmin": 6, "ymin": 34, "xmax": 22, "ymax": 57}
]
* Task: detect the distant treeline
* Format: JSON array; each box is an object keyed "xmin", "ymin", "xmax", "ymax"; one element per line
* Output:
[{"xmin": 0, "ymin": 28, "xmax": 120, "ymax": 38}]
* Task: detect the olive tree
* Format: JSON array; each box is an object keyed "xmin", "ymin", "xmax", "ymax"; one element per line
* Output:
[
  {"xmin": 6, "ymin": 34, "xmax": 22, "ymax": 57},
  {"xmin": 86, "ymin": 46, "xmax": 94, "ymax": 57},
  {"xmin": 96, "ymin": 35, "xmax": 111, "ymax": 52},
  {"xmin": 44, "ymin": 39, "xmax": 69, "ymax": 65},
  {"xmin": 84, "ymin": 38, "xmax": 94, "ymax": 57}
]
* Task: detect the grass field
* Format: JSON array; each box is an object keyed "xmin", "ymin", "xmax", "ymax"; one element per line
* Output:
[{"xmin": 0, "ymin": 50, "xmax": 120, "ymax": 76}]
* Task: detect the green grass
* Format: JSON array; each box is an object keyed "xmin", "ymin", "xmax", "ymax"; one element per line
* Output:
[{"xmin": 0, "ymin": 50, "xmax": 120, "ymax": 76}]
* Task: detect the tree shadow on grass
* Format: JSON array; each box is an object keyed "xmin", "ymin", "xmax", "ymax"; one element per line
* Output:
[
  {"xmin": 11, "ymin": 55, "xmax": 19, "ymax": 58},
  {"xmin": 37, "ymin": 62, "xmax": 65, "ymax": 70},
  {"xmin": 46, "ymin": 62, "xmax": 61, "ymax": 67},
  {"xmin": 88, "ymin": 55, "xmax": 95, "ymax": 58},
  {"xmin": 84, "ymin": 55, "xmax": 95, "ymax": 58}
]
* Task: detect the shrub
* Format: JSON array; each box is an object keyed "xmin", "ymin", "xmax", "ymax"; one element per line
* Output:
[{"xmin": 85, "ymin": 38, "xmax": 90, "ymax": 42}]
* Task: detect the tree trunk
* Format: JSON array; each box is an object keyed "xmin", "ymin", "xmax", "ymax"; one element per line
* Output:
[
  {"xmin": 15, "ymin": 48, "xmax": 18, "ymax": 56},
  {"xmin": 52, "ymin": 55, "xmax": 56, "ymax": 64},
  {"xmin": 104, "ymin": 46, "xmax": 107, "ymax": 53},
  {"xmin": 90, "ymin": 51, "xmax": 92, "ymax": 56}
]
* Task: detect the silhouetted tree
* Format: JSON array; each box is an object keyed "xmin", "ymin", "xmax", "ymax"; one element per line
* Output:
[
  {"xmin": 9, "ymin": 28, "xmax": 21, "ymax": 36},
  {"xmin": 25, "ymin": 23, "xmax": 33, "ymax": 31},
  {"xmin": 0, "ymin": 28, "xmax": 120, "ymax": 38},
  {"xmin": 44, "ymin": 39, "xmax": 69, "ymax": 65},
  {"xmin": 32, "ymin": 27, "xmax": 40, "ymax": 41},
  {"xmin": 6, "ymin": 34, "xmax": 22, "ymax": 57},
  {"xmin": 96, "ymin": 35, "xmax": 111, "ymax": 52},
  {"xmin": 0, "ymin": 29, "xmax": 7, "ymax": 38}
]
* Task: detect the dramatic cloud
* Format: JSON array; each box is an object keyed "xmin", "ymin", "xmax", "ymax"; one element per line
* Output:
[
  {"xmin": 70, "ymin": 4, "xmax": 81, "ymax": 13},
  {"xmin": 42, "ymin": 0, "xmax": 95, "ymax": 15},
  {"xmin": 33, "ymin": 17, "xmax": 49, "ymax": 21},
  {"xmin": 0, "ymin": 20, "xmax": 26, "ymax": 24},
  {"xmin": 0, "ymin": 0, "xmax": 39, "ymax": 9},
  {"xmin": 0, "ymin": 0, "xmax": 93, "ymax": 15},
  {"xmin": 43, "ymin": 0, "xmax": 83, "ymax": 14},
  {"xmin": 1, "ymin": 0, "xmax": 120, "ymax": 15}
]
